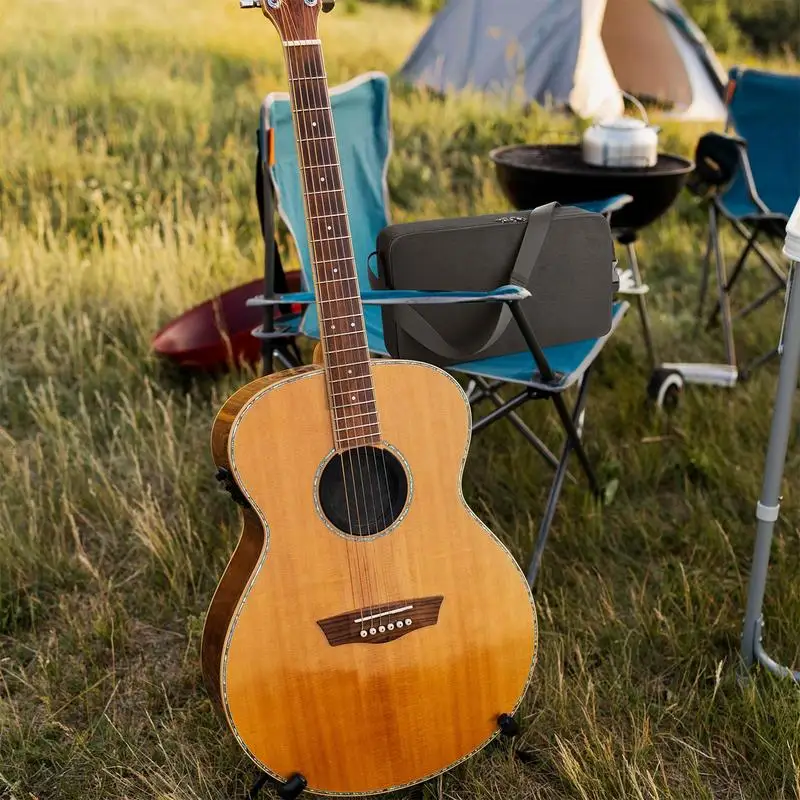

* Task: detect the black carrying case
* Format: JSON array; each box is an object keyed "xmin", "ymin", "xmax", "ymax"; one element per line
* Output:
[{"xmin": 371, "ymin": 203, "xmax": 619, "ymax": 367}]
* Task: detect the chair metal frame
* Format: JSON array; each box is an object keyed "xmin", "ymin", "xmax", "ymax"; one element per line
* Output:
[
  {"xmin": 248, "ymin": 71, "xmax": 630, "ymax": 587},
  {"xmin": 690, "ymin": 66, "xmax": 800, "ymax": 384},
  {"xmin": 740, "ymin": 215, "xmax": 800, "ymax": 684}
]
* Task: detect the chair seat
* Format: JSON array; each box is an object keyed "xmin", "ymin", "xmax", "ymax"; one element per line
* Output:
[
  {"xmin": 361, "ymin": 301, "xmax": 628, "ymax": 393},
  {"xmin": 452, "ymin": 302, "xmax": 629, "ymax": 391}
]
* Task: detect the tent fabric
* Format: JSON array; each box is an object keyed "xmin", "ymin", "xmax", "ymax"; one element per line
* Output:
[{"xmin": 398, "ymin": 0, "xmax": 728, "ymax": 122}]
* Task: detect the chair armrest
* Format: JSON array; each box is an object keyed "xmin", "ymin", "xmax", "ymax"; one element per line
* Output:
[
  {"xmin": 360, "ymin": 286, "xmax": 530, "ymax": 305},
  {"xmin": 247, "ymin": 291, "xmax": 316, "ymax": 307},
  {"xmin": 691, "ymin": 132, "xmax": 771, "ymax": 214},
  {"xmin": 246, "ymin": 285, "xmax": 531, "ymax": 307},
  {"xmin": 575, "ymin": 194, "xmax": 633, "ymax": 216}
]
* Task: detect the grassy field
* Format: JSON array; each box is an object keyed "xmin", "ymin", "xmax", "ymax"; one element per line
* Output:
[{"xmin": 2, "ymin": 0, "xmax": 800, "ymax": 797}]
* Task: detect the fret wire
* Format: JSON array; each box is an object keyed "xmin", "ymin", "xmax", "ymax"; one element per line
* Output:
[
  {"xmin": 321, "ymin": 329, "xmax": 365, "ymax": 338},
  {"xmin": 311, "ymin": 235, "xmax": 349, "ymax": 243},
  {"xmin": 332, "ymin": 410, "xmax": 379, "ymax": 423},
  {"xmin": 336, "ymin": 431, "xmax": 381, "ymax": 444},
  {"xmin": 332, "ymin": 415, "xmax": 380, "ymax": 429},
  {"xmin": 327, "ymin": 375, "xmax": 370, "ymax": 385},
  {"xmin": 335, "ymin": 422, "xmax": 381, "ymax": 435},
  {"xmin": 315, "ymin": 281, "xmax": 359, "ymax": 290},
  {"xmin": 330, "ymin": 391, "xmax": 375, "ymax": 402},
  {"xmin": 317, "ymin": 311, "xmax": 363, "ymax": 320},
  {"xmin": 323, "ymin": 344, "xmax": 373, "ymax": 355},
  {"xmin": 311, "ymin": 294, "xmax": 361, "ymax": 302}
]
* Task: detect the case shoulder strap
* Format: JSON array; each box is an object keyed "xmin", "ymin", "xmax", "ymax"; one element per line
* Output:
[{"xmin": 385, "ymin": 202, "xmax": 557, "ymax": 361}]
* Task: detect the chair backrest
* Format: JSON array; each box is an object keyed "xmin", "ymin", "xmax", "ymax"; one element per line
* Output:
[
  {"xmin": 260, "ymin": 71, "xmax": 392, "ymax": 341},
  {"xmin": 723, "ymin": 66, "xmax": 800, "ymax": 218}
]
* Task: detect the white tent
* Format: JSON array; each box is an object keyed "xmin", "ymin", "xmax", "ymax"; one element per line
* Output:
[{"xmin": 399, "ymin": 0, "xmax": 729, "ymax": 122}]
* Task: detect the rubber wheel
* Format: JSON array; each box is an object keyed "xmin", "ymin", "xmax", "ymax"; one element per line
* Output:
[{"xmin": 647, "ymin": 368, "xmax": 684, "ymax": 410}]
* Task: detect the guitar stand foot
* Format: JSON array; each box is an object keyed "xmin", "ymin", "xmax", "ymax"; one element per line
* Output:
[
  {"xmin": 498, "ymin": 713, "xmax": 537, "ymax": 763},
  {"xmin": 497, "ymin": 713, "xmax": 520, "ymax": 737},
  {"xmin": 247, "ymin": 772, "xmax": 307, "ymax": 800},
  {"xmin": 278, "ymin": 774, "xmax": 308, "ymax": 800}
]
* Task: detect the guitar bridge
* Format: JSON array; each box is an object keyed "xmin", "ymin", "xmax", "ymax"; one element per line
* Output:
[{"xmin": 317, "ymin": 595, "xmax": 444, "ymax": 646}]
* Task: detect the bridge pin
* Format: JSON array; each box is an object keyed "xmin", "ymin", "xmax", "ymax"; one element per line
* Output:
[
  {"xmin": 387, "ymin": 623, "xmax": 394, "ymax": 630},
  {"xmin": 396, "ymin": 621, "xmax": 404, "ymax": 628},
  {"xmin": 378, "ymin": 625, "xmax": 386, "ymax": 633},
  {"xmin": 359, "ymin": 630, "xmax": 368, "ymax": 638},
  {"xmin": 369, "ymin": 627, "xmax": 377, "ymax": 635},
  {"xmin": 405, "ymin": 618, "xmax": 412, "ymax": 625}
]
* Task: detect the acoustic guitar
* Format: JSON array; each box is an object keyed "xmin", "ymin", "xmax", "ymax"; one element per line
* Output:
[{"xmin": 200, "ymin": 1, "xmax": 538, "ymax": 794}]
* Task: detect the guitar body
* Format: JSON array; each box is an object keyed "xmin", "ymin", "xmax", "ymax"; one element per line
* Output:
[{"xmin": 202, "ymin": 359, "xmax": 537, "ymax": 795}]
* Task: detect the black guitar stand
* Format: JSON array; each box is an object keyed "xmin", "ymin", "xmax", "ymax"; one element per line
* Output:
[{"xmin": 247, "ymin": 772, "xmax": 307, "ymax": 800}]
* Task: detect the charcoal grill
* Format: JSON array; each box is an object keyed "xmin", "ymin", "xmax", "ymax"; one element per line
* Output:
[{"xmin": 489, "ymin": 144, "xmax": 694, "ymax": 234}]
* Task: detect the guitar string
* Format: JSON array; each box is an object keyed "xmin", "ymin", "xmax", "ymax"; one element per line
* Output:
[
  {"xmin": 286, "ymin": 35, "xmax": 374, "ymax": 624},
  {"xmin": 283, "ymin": 32, "xmax": 368, "ymax": 622},
  {"xmin": 304, "ymin": 42, "xmax": 394, "ymax": 607},
  {"xmin": 305, "ymin": 40, "xmax": 397, "ymax": 609},
  {"xmin": 286, "ymin": 24, "xmax": 384, "ymax": 620},
  {"xmin": 301, "ymin": 41, "xmax": 386, "ymax": 615}
]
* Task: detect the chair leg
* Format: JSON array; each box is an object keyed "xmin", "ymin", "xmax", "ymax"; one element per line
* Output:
[
  {"xmin": 730, "ymin": 216, "xmax": 787, "ymax": 286},
  {"xmin": 624, "ymin": 242, "xmax": 657, "ymax": 369},
  {"xmin": 548, "ymin": 387, "xmax": 600, "ymax": 498},
  {"xmin": 470, "ymin": 377, "xmax": 568, "ymax": 476},
  {"xmin": 706, "ymin": 223, "xmax": 760, "ymax": 330},
  {"xmin": 708, "ymin": 205, "xmax": 739, "ymax": 368},
  {"xmin": 526, "ymin": 370, "xmax": 595, "ymax": 586},
  {"xmin": 733, "ymin": 281, "xmax": 786, "ymax": 322},
  {"xmin": 695, "ymin": 225, "xmax": 715, "ymax": 324}
]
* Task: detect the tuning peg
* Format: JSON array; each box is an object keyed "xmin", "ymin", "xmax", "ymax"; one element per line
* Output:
[
  {"xmin": 239, "ymin": 0, "xmax": 260, "ymax": 7},
  {"xmin": 322, "ymin": 0, "xmax": 335, "ymax": 11}
]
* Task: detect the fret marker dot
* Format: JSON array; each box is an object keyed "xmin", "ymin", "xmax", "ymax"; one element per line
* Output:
[
  {"xmin": 333, "ymin": 268, "xmax": 338, "ymax": 273},
  {"xmin": 351, "ymin": 322, "xmax": 355, "ymax": 327},
  {"xmin": 351, "ymin": 395, "xmax": 356, "ymax": 400},
  {"xmin": 312, "ymin": 122, "xmax": 317, "ymax": 127},
  {"xmin": 348, "ymin": 369, "xmax": 353, "ymax": 375},
  {"xmin": 327, "ymin": 225, "xmax": 332, "ymax": 231},
  {"xmin": 320, "ymin": 176, "xmax": 326, "ymax": 182}
]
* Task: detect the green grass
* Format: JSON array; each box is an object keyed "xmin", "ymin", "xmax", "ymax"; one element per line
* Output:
[{"xmin": 2, "ymin": 1, "xmax": 800, "ymax": 797}]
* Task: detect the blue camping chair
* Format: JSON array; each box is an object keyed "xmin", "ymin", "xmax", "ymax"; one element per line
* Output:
[
  {"xmin": 691, "ymin": 66, "xmax": 800, "ymax": 380},
  {"xmin": 249, "ymin": 71, "xmax": 630, "ymax": 585}
]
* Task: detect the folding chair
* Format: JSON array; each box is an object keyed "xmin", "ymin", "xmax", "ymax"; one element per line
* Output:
[
  {"xmin": 681, "ymin": 66, "xmax": 800, "ymax": 387},
  {"xmin": 249, "ymin": 71, "xmax": 630, "ymax": 586}
]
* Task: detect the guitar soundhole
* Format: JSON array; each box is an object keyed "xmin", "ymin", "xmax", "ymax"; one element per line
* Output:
[{"xmin": 317, "ymin": 446, "xmax": 409, "ymax": 537}]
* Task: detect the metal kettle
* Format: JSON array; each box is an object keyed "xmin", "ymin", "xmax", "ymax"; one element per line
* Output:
[{"xmin": 582, "ymin": 94, "xmax": 659, "ymax": 169}]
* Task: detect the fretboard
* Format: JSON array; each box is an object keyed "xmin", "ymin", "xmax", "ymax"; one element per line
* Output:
[{"xmin": 283, "ymin": 41, "xmax": 380, "ymax": 450}]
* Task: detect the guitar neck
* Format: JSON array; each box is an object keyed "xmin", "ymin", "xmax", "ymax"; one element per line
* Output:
[{"xmin": 282, "ymin": 41, "xmax": 380, "ymax": 450}]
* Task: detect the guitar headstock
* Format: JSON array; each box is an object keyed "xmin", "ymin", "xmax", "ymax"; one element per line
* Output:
[{"xmin": 240, "ymin": 0, "xmax": 335, "ymax": 42}]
